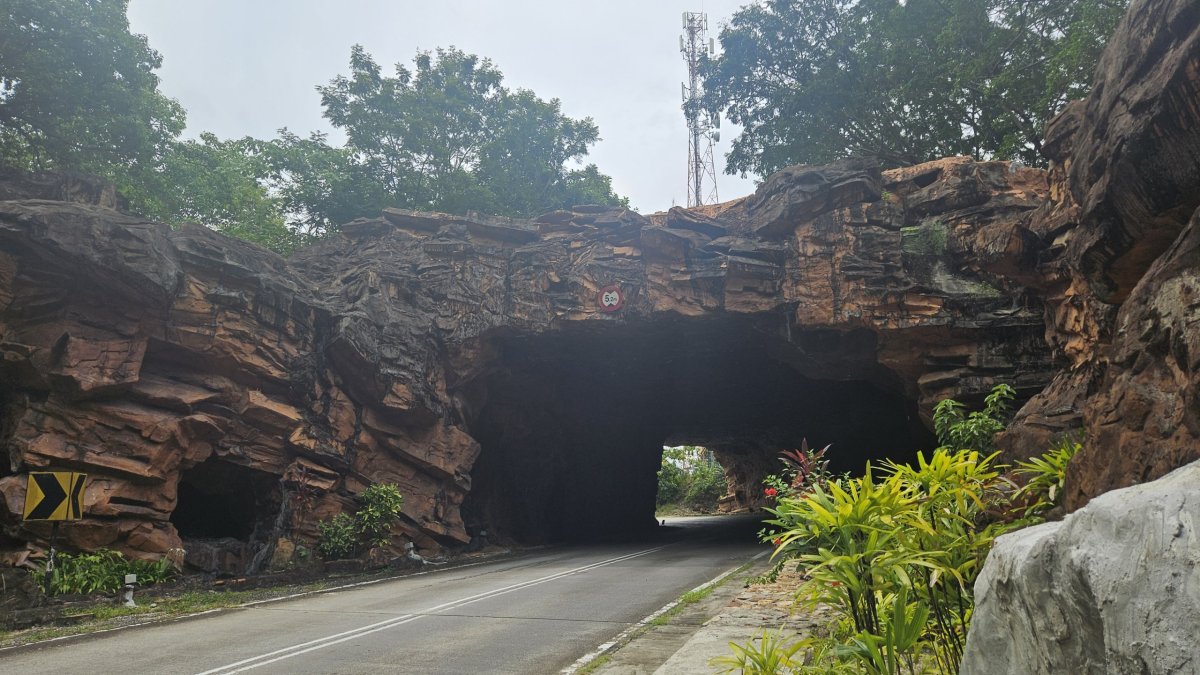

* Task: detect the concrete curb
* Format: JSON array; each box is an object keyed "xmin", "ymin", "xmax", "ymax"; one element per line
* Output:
[{"xmin": 561, "ymin": 550, "xmax": 769, "ymax": 674}]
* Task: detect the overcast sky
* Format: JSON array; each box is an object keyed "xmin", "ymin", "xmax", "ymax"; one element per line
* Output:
[{"xmin": 126, "ymin": 1, "xmax": 761, "ymax": 214}]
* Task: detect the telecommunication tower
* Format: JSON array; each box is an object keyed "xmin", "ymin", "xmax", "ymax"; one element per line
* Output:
[{"xmin": 680, "ymin": 11, "xmax": 720, "ymax": 207}]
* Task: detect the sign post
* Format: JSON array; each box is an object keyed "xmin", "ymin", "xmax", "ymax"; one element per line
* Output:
[{"xmin": 23, "ymin": 471, "xmax": 87, "ymax": 594}]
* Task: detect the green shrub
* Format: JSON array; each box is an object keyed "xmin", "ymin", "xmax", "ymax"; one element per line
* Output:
[
  {"xmin": 711, "ymin": 629, "xmax": 804, "ymax": 674},
  {"xmin": 736, "ymin": 384, "xmax": 1063, "ymax": 674},
  {"xmin": 759, "ymin": 440, "xmax": 837, "ymax": 564},
  {"xmin": 763, "ymin": 449, "xmax": 1012, "ymax": 674},
  {"xmin": 932, "ymin": 383, "xmax": 1014, "ymax": 452},
  {"xmin": 316, "ymin": 513, "xmax": 357, "ymax": 560},
  {"xmin": 1014, "ymin": 433, "xmax": 1081, "ymax": 516},
  {"xmin": 683, "ymin": 461, "xmax": 727, "ymax": 509},
  {"xmin": 31, "ymin": 548, "xmax": 178, "ymax": 596},
  {"xmin": 656, "ymin": 461, "xmax": 686, "ymax": 506},
  {"xmin": 356, "ymin": 483, "xmax": 404, "ymax": 548},
  {"xmin": 315, "ymin": 482, "xmax": 405, "ymax": 558}
]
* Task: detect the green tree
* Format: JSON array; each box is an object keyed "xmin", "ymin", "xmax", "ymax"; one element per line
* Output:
[
  {"xmin": 0, "ymin": 0, "xmax": 184, "ymax": 179},
  {"xmin": 656, "ymin": 446, "xmax": 728, "ymax": 512},
  {"xmin": 130, "ymin": 133, "xmax": 299, "ymax": 254},
  {"xmin": 477, "ymin": 89, "xmax": 624, "ymax": 215},
  {"xmin": 703, "ymin": 0, "xmax": 1128, "ymax": 176},
  {"xmin": 302, "ymin": 45, "xmax": 624, "ymax": 225},
  {"xmin": 0, "ymin": 1, "xmax": 297, "ymax": 254},
  {"xmin": 253, "ymin": 129, "xmax": 387, "ymax": 238}
]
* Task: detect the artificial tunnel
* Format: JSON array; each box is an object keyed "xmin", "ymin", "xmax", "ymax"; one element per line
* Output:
[{"xmin": 456, "ymin": 315, "xmax": 935, "ymax": 544}]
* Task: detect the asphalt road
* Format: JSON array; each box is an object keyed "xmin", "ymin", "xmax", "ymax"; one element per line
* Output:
[{"xmin": 0, "ymin": 514, "xmax": 764, "ymax": 674}]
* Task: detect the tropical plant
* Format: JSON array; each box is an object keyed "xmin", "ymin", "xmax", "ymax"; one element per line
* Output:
[
  {"xmin": 763, "ymin": 448, "xmax": 1014, "ymax": 674},
  {"xmin": 355, "ymin": 483, "xmax": 405, "ymax": 548},
  {"xmin": 1014, "ymin": 433, "xmax": 1081, "ymax": 516},
  {"xmin": 316, "ymin": 513, "xmax": 357, "ymax": 560},
  {"xmin": 727, "ymin": 385, "xmax": 1088, "ymax": 673},
  {"xmin": 932, "ymin": 384, "xmax": 1015, "ymax": 452},
  {"xmin": 758, "ymin": 440, "xmax": 836, "ymax": 565},
  {"xmin": 315, "ymin": 483, "xmax": 405, "ymax": 558},
  {"xmin": 710, "ymin": 629, "xmax": 804, "ymax": 674},
  {"xmin": 32, "ymin": 548, "xmax": 178, "ymax": 596}
]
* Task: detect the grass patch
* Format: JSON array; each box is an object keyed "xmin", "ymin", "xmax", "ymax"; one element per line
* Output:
[
  {"xmin": 0, "ymin": 581, "xmax": 334, "ymax": 649},
  {"xmin": 573, "ymin": 654, "xmax": 611, "ymax": 674}
]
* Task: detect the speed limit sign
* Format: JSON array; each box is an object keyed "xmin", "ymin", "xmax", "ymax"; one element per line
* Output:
[{"xmin": 597, "ymin": 285, "xmax": 624, "ymax": 312}]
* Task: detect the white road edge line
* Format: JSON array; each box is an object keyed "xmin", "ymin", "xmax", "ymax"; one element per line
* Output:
[
  {"xmin": 559, "ymin": 549, "xmax": 770, "ymax": 675},
  {"xmin": 0, "ymin": 556, "xmax": 503, "ymax": 656},
  {"xmin": 196, "ymin": 544, "xmax": 669, "ymax": 675}
]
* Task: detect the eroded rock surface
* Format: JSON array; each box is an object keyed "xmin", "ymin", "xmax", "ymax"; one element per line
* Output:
[
  {"xmin": 962, "ymin": 459, "xmax": 1200, "ymax": 675},
  {"xmin": 0, "ymin": 154, "xmax": 1056, "ymax": 567},
  {"xmin": 4, "ymin": 0, "xmax": 1197, "ymax": 566},
  {"xmin": 1000, "ymin": 0, "xmax": 1200, "ymax": 509}
]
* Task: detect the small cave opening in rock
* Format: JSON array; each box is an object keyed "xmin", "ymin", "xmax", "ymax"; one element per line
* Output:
[
  {"xmin": 458, "ymin": 316, "xmax": 935, "ymax": 545},
  {"xmin": 171, "ymin": 458, "xmax": 280, "ymax": 574}
]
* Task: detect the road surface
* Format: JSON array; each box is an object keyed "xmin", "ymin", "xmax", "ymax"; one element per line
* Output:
[{"xmin": 1, "ymin": 514, "xmax": 764, "ymax": 674}]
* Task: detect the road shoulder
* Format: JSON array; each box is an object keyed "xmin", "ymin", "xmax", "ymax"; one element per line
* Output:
[{"xmin": 580, "ymin": 557, "xmax": 833, "ymax": 675}]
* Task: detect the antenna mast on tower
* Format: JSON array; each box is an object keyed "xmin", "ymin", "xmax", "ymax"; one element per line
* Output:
[{"xmin": 680, "ymin": 11, "xmax": 719, "ymax": 208}]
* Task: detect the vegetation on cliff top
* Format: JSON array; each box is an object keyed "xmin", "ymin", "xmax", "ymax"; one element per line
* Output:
[
  {"xmin": 703, "ymin": 0, "xmax": 1128, "ymax": 176},
  {"xmin": 2, "ymin": 0, "xmax": 1127, "ymax": 251},
  {"xmin": 0, "ymin": 1, "xmax": 625, "ymax": 254}
]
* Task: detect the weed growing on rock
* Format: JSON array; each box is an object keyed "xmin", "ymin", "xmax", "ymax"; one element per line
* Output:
[{"xmin": 1014, "ymin": 433, "xmax": 1081, "ymax": 516}]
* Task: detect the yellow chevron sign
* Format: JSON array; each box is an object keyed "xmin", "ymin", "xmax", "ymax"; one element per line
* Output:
[{"xmin": 22, "ymin": 472, "xmax": 87, "ymax": 521}]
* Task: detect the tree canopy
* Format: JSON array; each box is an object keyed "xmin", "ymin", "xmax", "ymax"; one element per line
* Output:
[
  {"xmin": 703, "ymin": 0, "xmax": 1128, "ymax": 177},
  {"xmin": 262, "ymin": 46, "xmax": 625, "ymax": 236},
  {"xmin": 0, "ymin": 4, "xmax": 625, "ymax": 253},
  {"xmin": 0, "ymin": 0, "xmax": 183, "ymax": 178}
]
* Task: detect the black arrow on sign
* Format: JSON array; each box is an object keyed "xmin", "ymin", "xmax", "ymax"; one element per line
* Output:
[
  {"xmin": 69, "ymin": 473, "xmax": 85, "ymax": 519},
  {"xmin": 28, "ymin": 473, "xmax": 67, "ymax": 520}
]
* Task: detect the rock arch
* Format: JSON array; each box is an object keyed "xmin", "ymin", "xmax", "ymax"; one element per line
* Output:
[{"xmin": 0, "ymin": 157, "xmax": 1058, "ymax": 567}]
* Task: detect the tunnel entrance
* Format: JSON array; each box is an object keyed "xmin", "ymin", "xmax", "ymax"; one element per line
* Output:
[
  {"xmin": 171, "ymin": 458, "xmax": 281, "ymax": 574},
  {"xmin": 457, "ymin": 316, "xmax": 934, "ymax": 544}
]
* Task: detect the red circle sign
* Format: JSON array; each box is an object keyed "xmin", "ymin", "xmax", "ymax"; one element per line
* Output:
[{"xmin": 597, "ymin": 285, "xmax": 624, "ymax": 312}]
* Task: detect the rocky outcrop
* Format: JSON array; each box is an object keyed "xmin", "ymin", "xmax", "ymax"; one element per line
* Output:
[
  {"xmin": 0, "ymin": 155, "xmax": 1056, "ymax": 567},
  {"xmin": 961, "ymin": 459, "xmax": 1200, "ymax": 674},
  {"xmin": 0, "ymin": 197, "xmax": 478, "ymax": 572},
  {"xmin": 1000, "ymin": 0, "xmax": 1200, "ymax": 509},
  {"xmin": 4, "ymin": 0, "xmax": 1196, "ymax": 567}
]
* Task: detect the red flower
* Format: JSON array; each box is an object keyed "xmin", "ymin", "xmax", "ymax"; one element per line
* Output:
[
  {"xmin": 772, "ymin": 537, "xmax": 782, "ymax": 547},
  {"xmin": 829, "ymin": 581, "xmax": 841, "ymax": 587},
  {"xmin": 764, "ymin": 487, "xmax": 778, "ymax": 497}
]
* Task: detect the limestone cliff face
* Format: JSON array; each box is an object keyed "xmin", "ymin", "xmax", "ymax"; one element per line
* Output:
[
  {"xmin": 999, "ymin": 0, "xmax": 1200, "ymax": 510},
  {"xmin": 0, "ymin": 155, "xmax": 1055, "ymax": 568}
]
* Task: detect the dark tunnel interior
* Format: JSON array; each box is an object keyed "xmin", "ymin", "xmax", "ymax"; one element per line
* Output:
[
  {"xmin": 171, "ymin": 458, "xmax": 279, "ymax": 540},
  {"xmin": 457, "ymin": 316, "xmax": 936, "ymax": 544}
]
